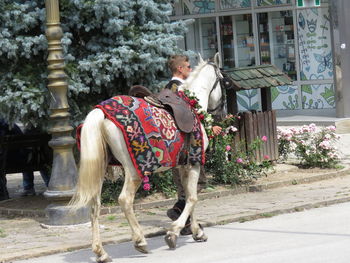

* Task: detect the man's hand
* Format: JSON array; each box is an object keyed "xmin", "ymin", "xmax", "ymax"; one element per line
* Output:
[{"xmin": 212, "ymin": 125, "xmax": 222, "ymax": 136}]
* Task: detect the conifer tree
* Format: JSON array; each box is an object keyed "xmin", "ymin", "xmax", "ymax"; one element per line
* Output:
[{"xmin": 0, "ymin": 0, "xmax": 189, "ymax": 128}]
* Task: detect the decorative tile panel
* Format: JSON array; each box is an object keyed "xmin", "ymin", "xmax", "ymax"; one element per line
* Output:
[
  {"xmin": 237, "ymin": 89, "xmax": 260, "ymax": 111},
  {"xmin": 301, "ymin": 84, "xmax": 335, "ymax": 109},
  {"xmin": 220, "ymin": 0, "xmax": 251, "ymax": 9},
  {"xmin": 183, "ymin": 0, "xmax": 216, "ymax": 15},
  {"xmin": 297, "ymin": 8, "xmax": 333, "ymax": 80},
  {"xmin": 272, "ymin": 85, "xmax": 300, "ymax": 110}
]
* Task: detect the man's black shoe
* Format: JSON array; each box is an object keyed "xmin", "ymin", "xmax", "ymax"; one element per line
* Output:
[{"xmin": 166, "ymin": 207, "xmax": 182, "ymax": 221}]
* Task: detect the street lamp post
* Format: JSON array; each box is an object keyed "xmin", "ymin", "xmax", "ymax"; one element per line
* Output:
[{"xmin": 44, "ymin": 0, "xmax": 89, "ymax": 225}]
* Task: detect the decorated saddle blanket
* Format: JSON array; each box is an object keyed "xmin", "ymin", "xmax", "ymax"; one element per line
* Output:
[{"xmin": 77, "ymin": 94, "xmax": 204, "ymax": 181}]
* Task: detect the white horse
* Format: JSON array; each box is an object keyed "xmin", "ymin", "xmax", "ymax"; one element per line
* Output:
[{"xmin": 69, "ymin": 54, "xmax": 225, "ymax": 262}]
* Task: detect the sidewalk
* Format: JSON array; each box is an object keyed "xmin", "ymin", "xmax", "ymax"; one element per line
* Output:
[{"xmin": 1, "ymin": 131, "xmax": 350, "ymax": 263}]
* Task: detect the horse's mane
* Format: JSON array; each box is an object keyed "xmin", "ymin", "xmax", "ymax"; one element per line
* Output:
[{"xmin": 181, "ymin": 60, "xmax": 208, "ymax": 91}]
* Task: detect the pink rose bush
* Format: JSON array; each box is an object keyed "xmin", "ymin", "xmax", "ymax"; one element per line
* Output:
[
  {"xmin": 277, "ymin": 123, "xmax": 340, "ymax": 168},
  {"xmin": 205, "ymin": 114, "xmax": 272, "ymax": 186}
]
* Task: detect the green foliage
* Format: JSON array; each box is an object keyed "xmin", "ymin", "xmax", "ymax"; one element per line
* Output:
[
  {"xmin": 101, "ymin": 178, "xmax": 123, "ymax": 205},
  {"xmin": 0, "ymin": 0, "xmax": 190, "ymax": 128},
  {"xmin": 205, "ymin": 115, "xmax": 272, "ymax": 185},
  {"xmin": 101, "ymin": 169, "xmax": 176, "ymax": 205},
  {"xmin": 148, "ymin": 170, "xmax": 177, "ymax": 198}
]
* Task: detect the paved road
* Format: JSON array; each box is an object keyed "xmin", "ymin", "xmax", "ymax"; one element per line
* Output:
[{"xmin": 14, "ymin": 202, "xmax": 350, "ymax": 263}]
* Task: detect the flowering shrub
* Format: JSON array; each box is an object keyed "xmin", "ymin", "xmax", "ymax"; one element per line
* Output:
[
  {"xmin": 277, "ymin": 124, "xmax": 340, "ymax": 168},
  {"xmin": 205, "ymin": 115, "xmax": 271, "ymax": 185}
]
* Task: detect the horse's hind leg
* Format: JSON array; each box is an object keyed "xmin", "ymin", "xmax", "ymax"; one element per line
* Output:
[
  {"xmin": 118, "ymin": 171, "xmax": 148, "ymax": 253},
  {"xmin": 102, "ymin": 120, "xmax": 147, "ymax": 253},
  {"xmin": 91, "ymin": 196, "xmax": 111, "ymax": 263}
]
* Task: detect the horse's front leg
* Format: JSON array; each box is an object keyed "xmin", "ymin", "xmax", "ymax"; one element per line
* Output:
[
  {"xmin": 165, "ymin": 163, "xmax": 206, "ymax": 248},
  {"xmin": 118, "ymin": 170, "xmax": 148, "ymax": 253},
  {"xmin": 91, "ymin": 197, "xmax": 111, "ymax": 263}
]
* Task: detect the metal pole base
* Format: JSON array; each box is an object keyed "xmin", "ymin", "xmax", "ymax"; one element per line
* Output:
[{"xmin": 45, "ymin": 203, "xmax": 90, "ymax": 225}]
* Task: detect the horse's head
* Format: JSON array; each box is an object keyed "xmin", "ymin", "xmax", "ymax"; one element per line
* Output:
[{"xmin": 183, "ymin": 53, "xmax": 227, "ymax": 120}]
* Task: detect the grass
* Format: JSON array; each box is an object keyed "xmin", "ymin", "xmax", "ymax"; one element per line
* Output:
[
  {"xmin": 146, "ymin": 211, "xmax": 156, "ymax": 216},
  {"xmin": 0, "ymin": 228, "xmax": 7, "ymax": 238},
  {"xmin": 260, "ymin": 213, "xmax": 274, "ymax": 218},
  {"xmin": 294, "ymin": 207, "xmax": 304, "ymax": 212},
  {"xmin": 119, "ymin": 222, "xmax": 129, "ymax": 227},
  {"xmin": 291, "ymin": 179, "xmax": 298, "ymax": 185},
  {"xmin": 106, "ymin": 215, "xmax": 117, "ymax": 221}
]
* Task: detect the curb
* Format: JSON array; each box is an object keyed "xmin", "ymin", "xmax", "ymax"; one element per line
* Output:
[{"xmin": 1, "ymin": 166, "xmax": 350, "ymax": 218}]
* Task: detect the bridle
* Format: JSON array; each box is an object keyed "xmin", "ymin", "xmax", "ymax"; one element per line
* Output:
[{"xmin": 207, "ymin": 62, "xmax": 228, "ymax": 114}]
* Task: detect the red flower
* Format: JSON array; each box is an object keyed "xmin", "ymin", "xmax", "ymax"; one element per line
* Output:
[
  {"xmin": 199, "ymin": 114, "xmax": 205, "ymax": 121},
  {"xmin": 189, "ymin": 99, "xmax": 198, "ymax": 107}
]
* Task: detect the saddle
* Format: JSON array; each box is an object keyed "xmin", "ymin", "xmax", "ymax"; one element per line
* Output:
[{"xmin": 129, "ymin": 85, "xmax": 195, "ymax": 133}]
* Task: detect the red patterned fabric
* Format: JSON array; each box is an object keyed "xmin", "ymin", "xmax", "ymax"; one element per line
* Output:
[{"xmin": 77, "ymin": 95, "xmax": 204, "ymax": 182}]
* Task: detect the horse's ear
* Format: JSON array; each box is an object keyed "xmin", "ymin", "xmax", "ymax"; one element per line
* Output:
[
  {"xmin": 214, "ymin": 52, "xmax": 221, "ymax": 67},
  {"xmin": 198, "ymin": 53, "xmax": 204, "ymax": 63}
]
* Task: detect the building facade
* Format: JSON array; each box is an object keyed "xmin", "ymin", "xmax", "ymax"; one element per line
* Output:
[{"xmin": 171, "ymin": 0, "xmax": 338, "ymax": 116}]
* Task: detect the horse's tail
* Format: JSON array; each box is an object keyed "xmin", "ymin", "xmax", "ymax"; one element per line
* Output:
[{"xmin": 69, "ymin": 108, "xmax": 107, "ymax": 209}]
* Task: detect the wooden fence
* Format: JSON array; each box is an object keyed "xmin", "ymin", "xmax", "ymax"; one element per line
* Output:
[{"xmin": 232, "ymin": 110, "xmax": 279, "ymax": 162}]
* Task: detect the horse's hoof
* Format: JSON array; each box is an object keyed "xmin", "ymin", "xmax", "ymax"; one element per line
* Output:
[
  {"xmin": 96, "ymin": 254, "xmax": 112, "ymax": 263},
  {"xmin": 193, "ymin": 232, "xmax": 208, "ymax": 242},
  {"xmin": 164, "ymin": 233, "xmax": 178, "ymax": 249},
  {"xmin": 134, "ymin": 244, "xmax": 149, "ymax": 254}
]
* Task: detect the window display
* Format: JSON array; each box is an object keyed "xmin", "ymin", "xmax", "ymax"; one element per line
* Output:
[
  {"xmin": 220, "ymin": 16, "xmax": 235, "ymax": 68},
  {"xmin": 257, "ymin": 11, "xmax": 296, "ymax": 79},
  {"xmin": 236, "ymin": 14, "xmax": 255, "ymax": 67},
  {"xmin": 220, "ymin": 15, "xmax": 255, "ymax": 69},
  {"xmin": 201, "ymin": 17, "xmax": 218, "ymax": 60},
  {"xmin": 258, "ymin": 13, "xmax": 271, "ymax": 64},
  {"xmin": 270, "ymin": 11, "xmax": 296, "ymax": 80}
]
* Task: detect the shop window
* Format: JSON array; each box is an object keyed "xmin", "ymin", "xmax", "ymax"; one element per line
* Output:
[
  {"xmin": 184, "ymin": 22, "xmax": 201, "ymax": 56},
  {"xmin": 258, "ymin": 12, "xmax": 296, "ymax": 80},
  {"xmin": 220, "ymin": 0, "xmax": 251, "ymax": 9},
  {"xmin": 220, "ymin": 16, "xmax": 235, "ymax": 69},
  {"xmin": 257, "ymin": 0, "xmax": 291, "ymax": 6},
  {"xmin": 297, "ymin": 8, "xmax": 333, "ymax": 80},
  {"xmin": 270, "ymin": 11, "xmax": 296, "ymax": 80},
  {"xmin": 183, "ymin": 0, "xmax": 216, "ymax": 15},
  {"xmin": 220, "ymin": 14, "xmax": 255, "ymax": 69},
  {"xmin": 258, "ymin": 13, "xmax": 271, "ymax": 64},
  {"xmin": 200, "ymin": 17, "xmax": 218, "ymax": 60}
]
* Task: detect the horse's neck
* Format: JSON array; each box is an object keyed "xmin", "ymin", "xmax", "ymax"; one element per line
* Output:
[
  {"xmin": 186, "ymin": 65, "xmax": 216, "ymax": 111},
  {"xmin": 188, "ymin": 85, "xmax": 209, "ymax": 111}
]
